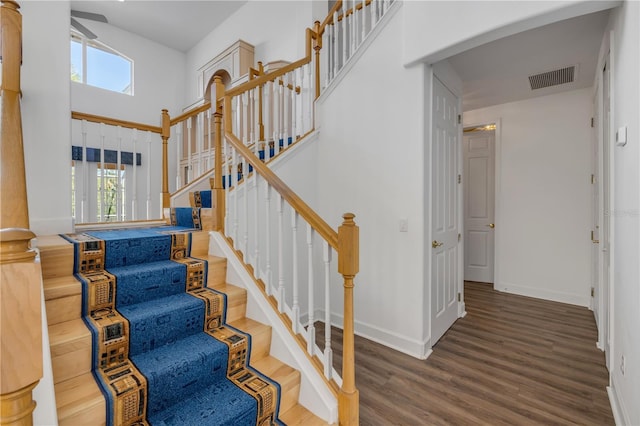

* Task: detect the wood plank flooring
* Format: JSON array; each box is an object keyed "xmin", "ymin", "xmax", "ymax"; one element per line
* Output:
[{"xmin": 319, "ymin": 281, "xmax": 613, "ymax": 425}]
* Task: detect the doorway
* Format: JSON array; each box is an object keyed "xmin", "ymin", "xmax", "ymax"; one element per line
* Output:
[{"xmin": 462, "ymin": 125, "xmax": 496, "ymax": 284}]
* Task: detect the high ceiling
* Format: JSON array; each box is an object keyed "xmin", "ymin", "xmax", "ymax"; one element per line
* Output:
[
  {"xmin": 448, "ymin": 9, "xmax": 611, "ymax": 111},
  {"xmin": 70, "ymin": 1, "xmax": 247, "ymax": 52}
]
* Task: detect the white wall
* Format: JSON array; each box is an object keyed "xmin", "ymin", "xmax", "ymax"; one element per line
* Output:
[
  {"xmin": 21, "ymin": 1, "xmax": 73, "ymax": 235},
  {"xmin": 71, "ymin": 21, "xmax": 186, "ymax": 125},
  {"xmin": 316, "ymin": 7, "xmax": 429, "ymax": 357},
  {"xmin": 606, "ymin": 1, "xmax": 640, "ymax": 424},
  {"xmin": 185, "ymin": 1, "xmax": 314, "ymax": 106},
  {"xmin": 403, "ymin": 0, "xmax": 620, "ymax": 66},
  {"xmin": 464, "ymin": 88, "xmax": 593, "ymax": 306}
]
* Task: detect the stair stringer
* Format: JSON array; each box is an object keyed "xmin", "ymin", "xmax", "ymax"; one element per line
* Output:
[{"xmin": 208, "ymin": 231, "xmax": 338, "ymax": 424}]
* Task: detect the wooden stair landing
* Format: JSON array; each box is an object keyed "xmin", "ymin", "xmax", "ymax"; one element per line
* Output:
[{"xmin": 37, "ymin": 231, "xmax": 327, "ymax": 425}]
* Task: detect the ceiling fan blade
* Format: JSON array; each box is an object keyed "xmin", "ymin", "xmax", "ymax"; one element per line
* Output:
[
  {"xmin": 71, "ymin": 17, "xmax": 98, "ymax": 40},
  {"xmin": 71, "ymin": 10, "xmax": 108, "ymax": 23}
]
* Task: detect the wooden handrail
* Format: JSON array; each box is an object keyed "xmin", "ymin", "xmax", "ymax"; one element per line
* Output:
[
  {"xmin": 1, "ymin": 1, "xmax": 44, "ymax": 424},
  {"xmin": 169, "ymin": 102, "xmax": 212, "ymax": 126},
  {"xmin": 223, "ymin": 127, "xmax": 339, "ymax": 250},
  {"xmin": 71, "ymin": 111, "xmax": 162, "ymax": 133},
  {"xmin": 225, "ymin": 27, "xmax": 317, "ymax": 98},
  {"xmin": 319, "ymin": 0, "xmax": 374, "ymax": 36}
]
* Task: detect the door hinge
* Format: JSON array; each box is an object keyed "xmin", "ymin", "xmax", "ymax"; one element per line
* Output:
[
  {"xmin": 591, "ymin": 117, "xmax": 594, "ymax": 128},
  {"xmin": 591, "ymin": 287, "xmax": 595, "ymax": 297},
  {"xmin": 457, "ymin": 292, "xmax": 461, "ymax": 302},
  {"xmin": 591, "ymin": 174, "xmax": 596, "ymax": 184},
  {"xmin": 458, "ymin": 233, "xmax": 461, "ymax": 242},
  {"xmin": 458, "ymin": 114, "xmax": 461, "ymax": 124},
  {"xmin": 457, "ymin": 174, "xmax": 461, "ymax": 184}
]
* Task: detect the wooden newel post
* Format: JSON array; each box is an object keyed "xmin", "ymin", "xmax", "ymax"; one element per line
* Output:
[
  {"xmin": 313, "ymin": 21, "xmax": 322, "ymax": 100},
  {"xmin": 337, "ymin": 213, "xmax": 359, "ymax": 426},
  {"xmin": 212, "ymin": 76, "xmax": 225, "ymax": 232},
  {"xmin": 0, "ymin": 1, "xmax": 44, "ymax": 424},
  {"xmin": 161, "ymin": 109, "xmax": 171, "ymax": 211}
]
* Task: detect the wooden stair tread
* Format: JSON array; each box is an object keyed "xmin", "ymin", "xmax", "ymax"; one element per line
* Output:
[
  {"xmin": 55, "ymin": 372, "xmax": 105, "ymax": 425},
  {"xmin": 280, "ymin": 403, "xmax": 330, "ymax": 426},
  {"xmin": 36, "ymin": 234, "xmax": 75, "ymax": 279},
  {"xmin": 252, "ymin": 355, "xmax": 301, "ymax": 415},
  {"xmin": 44, "ymin": 276, "xmax": 81, "ymax": 301},
  {"xmin": 228, "ymin": 317, "xmax": 271, "ymax": 361},
  {"xmin": 49, "ymin": 319, "xmax": 91, "ymax": 356},
  {"xmin": 190, "ymin": 230, "xmax": 210, "ymax": 256}
]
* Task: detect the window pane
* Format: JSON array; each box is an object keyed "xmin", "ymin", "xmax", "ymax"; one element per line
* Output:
[
  {"xmin": 70, "ymin": 38, "xmax": 83, "ymax": 82},
  {"xmin": 86, "ymin": 43, "xmax": 132, "ymax": 94}
]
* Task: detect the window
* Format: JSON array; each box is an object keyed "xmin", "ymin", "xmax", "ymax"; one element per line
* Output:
[
  {"xmin": 71, "ymin": 32, "xmax": 133, "ymax": 95},
  {"xmin": 97, "ymin": 167, "xmax": 126, "ymax": 222}
]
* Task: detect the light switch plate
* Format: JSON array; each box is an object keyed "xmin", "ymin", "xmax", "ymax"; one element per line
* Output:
[{"xmin": 616, "ymin": 126, "xmax": 627, "ymax": 146}]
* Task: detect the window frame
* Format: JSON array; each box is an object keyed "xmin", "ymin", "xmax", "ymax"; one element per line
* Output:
[{"xmin": 70, "ymin": 30, "xmax": 134, "ymax": 95}]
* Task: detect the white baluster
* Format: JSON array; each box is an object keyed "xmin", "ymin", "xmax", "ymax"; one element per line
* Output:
[
  {"xmin": 291, "ymin": 208, "xmax": 300, "ymax": 333},
  {"xmin": 283, "ymin": 76, "xmax": 289, "ymax": 149},
  {"xmin": 81, "ymin": 119, "xmax": 88, "ymax": 223},
  {"xmin": 342, "ymin": 4, "xmax": 348, "ymax": 65},
  {"xmin": 351, "ymin": 0, "xmax": 356, "ymax": 54},
  {"xmin": 334, "ymin": 13, "xmax": 339, "ymax": 77},
  {"xmin": 253, "ymin": 171, "xmax": 260, "ymax": 277},
  {"xmin": 276, "ymin": 193, "xmax": 285, "ymax": 312},
  {"xmin": 116, "ymin": 126, "xmax": 122, "ymax": 221},
  {"xmin": 243, "ymin": 158, "xmax": 249, "ymax": 257},
  {"xmin": 306, "ymin": 224, "xmax": 316, "ymax": 355},
  {"xmin": 187, "ymin": 117, "xmax": 192, "ymax": 183},
  {"xmin": 224, "ymin": 134, "xmax": 230, "ymax": 232},
  {"xmin": 232, "ymin": 147, "xmax": 239, "ymax": 247},
  {"xmin": 323, "ymin": 241, "xmax": 333, "ymax": 379},
  {"xmin": 146, "ymin": 132, "xmax": 151, "ymax": 219},
  {"xmin": 99, "ymin": 123, "xmax": 106, "ymax": 222},
  {"xmin": 198, "ymin": 112, "xmax": 204, "ymax": 176},
  {"xmin": 323, "ymin": 25, "xmax": 330, "ymax": 88},
  {"xmin": 371, "ymin": 0, "xmax": 378, "ymax": 28},
  {"xmin": 279, "ymin": 79, "xmax": 285, "ymax": 152},
  {"xmin": 362, "ymin": 0, "xmax": 367, "ymax": 42},
  {"xmin": 242, "ymin": 92, "xmax": 249, "ymax": 149},
  {"xmin": 264, "ymin": 82, "xmax": 271, "ymax": 162},
  {"xmin": 291, "ymin": 70, "xmax": 297, "ymax": 141},
  {"xmin": 129, "ymin": 129, "xmax": 138, "ymax": 220},
  {"xmin": 307, "ymin": 62, "xmax": 313, "ymax": 132},
  {"xmin": 207, "ymin": 109, "xmax": 213, "ymax": 171},
  {"xmin": 264, "ymin": 182, "xmax": 272, "ymax": 295},
  {"xmin": 175, "ymin": 123, "xmax": 182, "ymax": 189}
]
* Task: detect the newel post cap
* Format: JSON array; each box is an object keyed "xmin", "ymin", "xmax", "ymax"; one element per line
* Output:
[{"xmin": 338, "ymin": 213, "xmax": 359, "ymax": 277}]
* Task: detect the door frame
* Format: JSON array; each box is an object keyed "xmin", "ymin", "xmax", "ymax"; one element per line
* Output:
[{"xmin": 460, "ymin": 119, "xmax": 502, "ymax": 291}]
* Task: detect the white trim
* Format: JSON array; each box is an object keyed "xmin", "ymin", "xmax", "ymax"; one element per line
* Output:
[
  {"xmin": 316, "ymin": 1, "xmax": 402, "ymax": 106},
  {"xmin": 607, "ymin": 378, "xmax": 631, "ymax": 426},
  {"xmin": 495, "ymin": 281, "xmax": 591, "ymax": 307}
]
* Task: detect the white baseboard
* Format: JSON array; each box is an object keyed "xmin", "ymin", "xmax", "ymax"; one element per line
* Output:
[
  {"xmin": 495, "ymin": 281, "xmax": 590, "ymax": 307},
  {"xmin": 607, "ymin": 377, "xmax": 631, "ymax": 426},
  {"xmin": 325, "ymin": 311, "xmax": 432, "ymax": 360}
]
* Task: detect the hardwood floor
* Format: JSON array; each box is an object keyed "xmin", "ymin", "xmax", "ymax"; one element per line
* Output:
[{"xmin": 319, "ymin": 281, "xmax": 614, "ymax": 425}]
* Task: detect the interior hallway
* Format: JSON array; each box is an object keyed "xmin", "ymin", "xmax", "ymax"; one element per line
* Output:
[{"xmin": 320, "ymin": 281, "xmax": 613, "ymax": 425}]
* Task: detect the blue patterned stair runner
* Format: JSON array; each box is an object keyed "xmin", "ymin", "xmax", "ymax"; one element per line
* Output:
[{"xmin": 63, "ymin": 226, "xmax": 283, "ymax": 426}]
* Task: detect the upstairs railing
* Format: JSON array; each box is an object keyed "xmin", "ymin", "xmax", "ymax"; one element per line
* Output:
[{"xmin": 0, "ymin": 1, "xmax": 44, "ymax": 424}]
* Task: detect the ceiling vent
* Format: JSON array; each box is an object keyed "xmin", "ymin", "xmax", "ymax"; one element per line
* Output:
[{"xmin": 528, "ymin": 66, "xmax": 576, "ymax": 90}]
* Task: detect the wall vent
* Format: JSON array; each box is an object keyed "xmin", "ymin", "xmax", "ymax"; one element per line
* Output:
[{"xmin": 528, "ymin": 66, "xmax": 575, "ymax": 90}]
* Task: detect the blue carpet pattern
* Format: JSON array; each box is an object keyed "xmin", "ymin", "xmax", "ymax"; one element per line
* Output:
[{"xmin": 62, "ymin": 226, "xmax": 283, "ymax": 426}]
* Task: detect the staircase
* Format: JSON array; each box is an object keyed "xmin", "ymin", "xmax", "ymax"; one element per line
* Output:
[{"xmin": 37, "ymin": 230, "xmax": 327, "ymax": 425}]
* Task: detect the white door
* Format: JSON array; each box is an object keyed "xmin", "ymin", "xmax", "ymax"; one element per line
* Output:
[
  {"xmin": 591, "ymin": 92, "xmax": 600, "ymax": 323},
  {"xmin": 431, "ymin": 77, "xmax": 460, "ymax": 345},
  {"xmin": 463, "ymin": 130, "xmax": 495, "ymax": 283}
]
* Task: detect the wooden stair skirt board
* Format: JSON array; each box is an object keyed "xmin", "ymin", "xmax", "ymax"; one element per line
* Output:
[{"xmin": 37, "ymin": 231, "xmax": 326, "ymax": 425}]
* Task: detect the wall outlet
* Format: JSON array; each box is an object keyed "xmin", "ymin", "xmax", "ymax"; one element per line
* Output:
[{"xmin": 620, "ymin": 355, "xmax": 625, "ymax": 375}]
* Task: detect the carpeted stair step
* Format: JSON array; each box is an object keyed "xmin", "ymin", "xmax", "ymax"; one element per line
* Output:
[
  {"xmin": 119, "ymin": 293, "xmax": 206, "ymax": 356},
  {"xmin": 252, "ymin": 356, "xmax": 301, "ymax": 414},
  {"xmin": 55, "ymin": 372, "xmax": 106, "ymax": 426},
  {"xmin": 109, "ymin": 260, "xmax": 189, "ymax": 307},
  {"xmin": 49, "ymin": 318, "xmax": 92, "ymax": 384},
  {"xmin": 280, "ymin": 404, "xmax": 329, "ymax": 426},
  {"xmin": 131, "ymin": 333, "xmax": 236, "ymax": 415},
  {"xmin": 147, "ymin": 380, "xmax": 257, "ymax": 426},
  {"xmin": 43, "ymin": 276, "xmax": 82, "ymax": 326}
]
